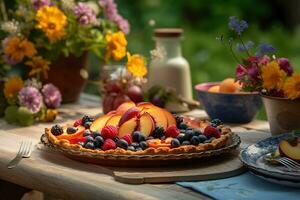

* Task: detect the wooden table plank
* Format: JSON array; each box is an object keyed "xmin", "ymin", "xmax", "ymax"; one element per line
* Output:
[{"xmin": 0, "ymin": 93, "xmax": 271, "ymax": 200}]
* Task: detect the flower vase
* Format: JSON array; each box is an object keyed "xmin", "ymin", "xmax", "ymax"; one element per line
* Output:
[
  {"xmin": 262, "ymin": 94, "xmax": 300, "ymax": 135},
  {"xmin": 44, "ymin": 52, "xmax": 89, "ymax": 103}
]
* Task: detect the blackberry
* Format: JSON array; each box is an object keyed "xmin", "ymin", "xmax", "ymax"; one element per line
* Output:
[
  {"xmin": 152, "ymin": 126, "xmax": 165, "ymax": 139},
  {"xmin": 175, "ymin": 115, "xmax": 184, "ymax": 126},
  {"xmin": 211, "ymin": 119, "xmax": 223, "ymax": 127},
  {"xmin": 84, "ymin": 121, "xmax": 92, "ymax": 129},
  {"xmin": 51, "ymin": 125, "xmax": 63, "ymax": 136},
  {"xmin": 82, "ymin": 115, "xmax": 94, "ymax": 124},
  {"xmin": 66, "ymin": 127, "xmax": 77, "ymax": 134}
]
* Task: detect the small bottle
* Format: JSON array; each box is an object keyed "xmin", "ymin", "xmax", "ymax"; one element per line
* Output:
[{"xmin": 148, "ymin": 28, "xmax": 192, "ymax": 100}]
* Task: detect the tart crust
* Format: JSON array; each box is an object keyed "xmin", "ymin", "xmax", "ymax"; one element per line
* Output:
[{"xmin": 45, "ymin": 122, "xmax": 232, "ymax": 155}]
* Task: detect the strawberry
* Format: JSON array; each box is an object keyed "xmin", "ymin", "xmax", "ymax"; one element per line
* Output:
[
  {"xmin": 122, "ymin": 134, "xmax": 133, "ymax": 145},
  {"xmin": 203, "ymin": 125, "xmax": 221, "ymax": 138},
  {"xmin": 73, "ymin": 118, "xmax": 83, "ymax": 127},
  {"xmin": 101, "ymin": 125, "xmax": 118, "ymax": 139},
  {"xmin": 102, "ymin": 139, "xmax": 116, "ymax": 150},
  {"xmin": 165, "ymin": 125, "xmax": 180, "ymax": 138}
]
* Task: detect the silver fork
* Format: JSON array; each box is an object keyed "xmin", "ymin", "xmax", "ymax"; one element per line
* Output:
[
  {"xmin": 7, "ymin": 140, "xmax": 33, "ymax": 169},
  {"xmin": 276, "ymin": 157, "xmax": 300, "ymax": 172}
]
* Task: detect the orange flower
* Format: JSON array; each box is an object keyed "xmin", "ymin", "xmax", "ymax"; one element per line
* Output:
[
  {"xmin": 26, "ymin": 56, "xmax": 51, "ymax": 79},
  {"xmin": 105, "ymin": 31, "xmax": 127, "ymax": 62},
  {"xmin": 262, "ymin": 61, "xmax": 286, "ymax": 90},
  {"xmin": 283, "ymin": 73, "xmax": 300, "ymax": 99},
  {"xmin": 4, "ymin": 76, "xmax": 24, "ymax": 102},
  {"xmin": 126, "ymin": 52, "xmax": 147, "ymax": 77}
]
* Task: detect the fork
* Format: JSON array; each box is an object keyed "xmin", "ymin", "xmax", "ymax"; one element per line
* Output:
[
  {"xmin": 275, "ymin": 157, "xmax": 300, "ymax": 172},
  {"xmin": 7, "ymin": 140, "xmax": 33, "ymax": 169}
]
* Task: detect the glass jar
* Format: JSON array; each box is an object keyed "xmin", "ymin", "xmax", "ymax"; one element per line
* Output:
[{"xmin": 147, "ymin": 28, "xmax": 192, "ymax": 100}]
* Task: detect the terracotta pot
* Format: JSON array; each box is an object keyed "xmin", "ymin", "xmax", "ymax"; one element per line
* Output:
[
  {"xmin": 262, "ymin": 94, "xmax": 300, "ymax": 135},
  {"xmin": 44, "ymin": 53, "xmax": 89, "ymax": 103}
]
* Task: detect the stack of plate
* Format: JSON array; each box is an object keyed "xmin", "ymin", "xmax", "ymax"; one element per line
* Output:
[{"xmin": 240, "ymin": 133, "xmax": 300, "ymax": 188}]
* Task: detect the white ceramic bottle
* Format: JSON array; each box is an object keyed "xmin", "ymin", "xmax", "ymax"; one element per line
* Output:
[{"xmin": 148, "ymin": 28, "xmax": 192, "ymax": 100}]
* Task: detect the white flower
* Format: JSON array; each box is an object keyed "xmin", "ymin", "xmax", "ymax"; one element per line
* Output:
[
  {"xmin": 24, "ymin": 78, "xmax": 42, "ymax": 89},
  {"xmin": 110, "ymin": 66, "xmax": 131, "ymax": 81},
  {"xmin": 150, "ymin": 45, "xmax": 166, "ymax": 61},
  {"xmin": 1, "ymin": 20, "xmax": 20, "ymax": 34}
]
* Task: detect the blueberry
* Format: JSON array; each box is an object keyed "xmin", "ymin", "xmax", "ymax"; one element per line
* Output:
[
  {"xmin": 85, "ymin": 142, "xmax": 95, "ymax": 149},
  {"xmin": 84, "ymin": 121, "xmax": 92, "ymax": 129},
  {"xmin": 190, "ymin": 136, "xmax": 200, "ymax": 145},
  {"xmin": 171, "ymin": 139, "xmax": 180, "ymax": 148},
  {"xmin": 146, "ymin": 136, "xmax": 154, "ymax": 140},
  {"xmin": 205, "ymin": 137, "xmax": 216, "ymax": 143},
  {"xmin": 193, "ymin": 130, "xmax": 201, "ymax": 137},
  {"xmin": 182, "ymin": 140, "xmax": 191, "ymax": 145},
  {"xmin": 85, "ymin": 136, "xmax": 94, "ymax": 143},
  {"xmin": 83, "ymin": 130, "xmax": 91, "ymax": 137},
  {"xmin": 180, "ymin": 129, "xmax": 186, "ymax": 134},
  {"xmin": 136, "ymin": 147, "xmax": 143, "ymax": 151},
  {"xmin": 127, "ymin": 145, "xmax": 135, "ymax": 151},
  {"xmin": 176, "ymin": 134, "xmax": 185, "ymax": 143},
  {"xmin": 94, "ymin": 136, "xmax": 104, "ymax": 148},
  {"xmin": 198, "ymin": 135, "xmax": 207, "ymax": 143},
  {"xmin": 138, "ymin": 134, "xmax": 146, "ymax": 142},
  {"xmin": 51, "ymin": 125, "xmax": 63, "ymax": 136},
  {"xmin": 66, "ymin": 127, "xmax": 77, "ymax": 134},
  {"xmin": 179, "ymin": 123, "xmax": 188, "ymax": 130},
  {"xmin": 113, "ymin": 137, "xmax": 120, "ymax": 143},
  {"xmin": 92, "ymin": 131, "xmax": 101, "ymax": 138},
  {"xmin": 186, "ymin": 127, "xmax": 193, "ymax": 131},
  {"xmin": 78, "ymin": 142, "xmax": 85, "ymax": 146},
  {"xmin": 139, "ymin": 141, "xmax": 148, "ymax": 150},
  {"xmin": 132, "ymin": 142, "xmax": 140, "ymax": 148},
  {"xmin": 184, "ymin": 130, "xmax": 193, "ymax": 140},
  {"xmin": 117, "ymin": 139, "xmax": 128, "ymax": 150},
  {"xmin": 132, "ymin": 131, "xmax": 141, "ymax": 142},
  {"xmin": 211, "ymin": 119, "xmax": 222, "ymax": 127}
]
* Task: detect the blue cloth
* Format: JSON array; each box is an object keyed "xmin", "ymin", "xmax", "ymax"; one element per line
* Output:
[{"xmin": 177, "ymin": 172, "xmax": 300, "ymax": 200}]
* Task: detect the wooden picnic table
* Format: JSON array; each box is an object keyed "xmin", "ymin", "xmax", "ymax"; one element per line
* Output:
[{"xmin": 0, "ymin": 94, "xmax": 271, "ymax": 200}]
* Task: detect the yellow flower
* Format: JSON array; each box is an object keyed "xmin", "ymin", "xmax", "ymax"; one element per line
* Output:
[
  {"xmin": 36, "ymin": 6, "xmax": 67, "ymax": 42},
  {"xmin": 262, "ymin": 61, "xmax": 286, "ymax": 90},
  {"xmin": 4, "ymin": 76, "xmax": 24, "ymax": 101},
  {"xmin": 3, "ymin": 36, "xmax": 37, "ymax": 63},
  {"xmin": 105, "ymin": 31, "xmax": 127, "ymax": 62},
  {"xmin": 126, "ymin": 53, "xmax": 147, "ymax": 77},
  {"xmin": 283, "ymin": 73, "xmax": 300, "ymax": 99},
  {"xmin": 26, "ymin": 56, "xmax": 51, "ymax": 79}
]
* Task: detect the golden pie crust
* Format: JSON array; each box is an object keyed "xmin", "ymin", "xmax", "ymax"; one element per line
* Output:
[{"xmin": 44, "ymin": 122, "xmax": 232, "ymax": 156}]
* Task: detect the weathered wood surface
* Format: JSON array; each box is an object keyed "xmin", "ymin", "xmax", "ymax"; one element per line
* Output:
[{"xmin": 0, "ymin": 93, "xmax": 271, "ymax": 200}]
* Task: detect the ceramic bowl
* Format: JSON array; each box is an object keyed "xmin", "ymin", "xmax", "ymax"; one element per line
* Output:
[{"xmin": 195, "ymin": 82, "xmax": 262, "ymax": 123}]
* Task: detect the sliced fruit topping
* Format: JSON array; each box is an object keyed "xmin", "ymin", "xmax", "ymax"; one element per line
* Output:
[
  {"xmin": 165, "ymin": 125, "xmax": 180, "ymax": 138},
  {"xmin": 163, "ymin": 109, "xmax": 176, "ymax": 126},
  {"xmin": 279, "ymin": 140, "xmax": 300, "ymax": 162},
  {"xmin": 105, "ymin": 114, "xmax": 122, "ymax": 127},
  {"xmin": 102, "ymin": 139, "xmax": 117, "ymax": 150},
  {"xmin": 56, "ymin": 126, "xmax": 85, "ymax": 140},
  {"xmin": 116, "ymin": 101, "xmax": 136, "ymax": 115},
  {"xmin": 51, "ymin": 124, "xmax": 64, "ymax": 136},
  {"xmin": 118, "ymin": 107, "xmax": 140, "ymax": 126},
  {"xmin": 203, "ymin": 125, "xmax": 221, "ymax": 138},
  {"xmin": 118, "ymin": 118, "xmax": 138, "ymax": 138},
  {"xmin": 138, "ymin": 112, "xmax": 155, "ymax": 137},
  {"xmin": 101, "ymin": 125, "xmax": 118, "ymax": 139},
  {"xmin": 90, "ymin": 113, "xmax": 114, "ymax": 132}
]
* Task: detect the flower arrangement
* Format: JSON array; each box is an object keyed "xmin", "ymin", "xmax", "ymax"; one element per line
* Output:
[
  {"xmin": 0, "ymin": 0, "xmax": 130, "ymax": 125},
  {"xmin": 101, "ymin": 31, "xmax": 147, "ymax": 113},
  {"xmin": 219, "ymin": 16, "xmax": 300, "ymax": 100}
]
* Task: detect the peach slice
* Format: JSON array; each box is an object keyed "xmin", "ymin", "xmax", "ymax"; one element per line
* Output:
[
  {"xmin": 138, "ymin": 112, "xmax": 155, "ymax": 137},
  {"xmin": 105, "ymin": 114, "xmax": 122, "ymax": 127},
  {"xmin": 118, "ymin": 117, "xmax": 138, "ymax": 138},
  {"xmin": 57, "ymin": 126, "xmax": 85, "ymax": 140},
  {"xmin": 162, "ymin": 109, "xmax": 176, "ymax": 126},
  {"xmin": 118, "ymin": 107, "xmax": 140, "ymax": 126},
  {"xmin": 279, "ymin": 140, "xmax": 300, "ymax": 162},
  {"xmin": 116, "ymin": 101, "xmax": 136, "ymax": 115},
  {"xmin": 90, "ymin": 112, "xmax": 115, "ymax": 132},
  {"xmin": 137, "ymin": 103, "xmax": 168, "ymax": 129}
]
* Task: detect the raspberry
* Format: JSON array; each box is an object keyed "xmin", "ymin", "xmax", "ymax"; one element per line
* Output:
[
  {"xmin": 165, "ymin": 125, "xmax": 180, "ymax": 138},
  {"xmin": 102, "ymin": 139, "xmax": 116, "ymax": 150},
  {"xmin": 122, "ymin": 134, "xmax": 133, "ymax": 145},
  {"xmin": 101, "ymin": 125, "xmax": 118, "ymax": 139},
  {"xmin": 73, "ymin": 118, "xmax": 83, "ymax": 127},
  {"xmin": 203, "ymin": 125, "xmax": 221, "ymax": 138}
]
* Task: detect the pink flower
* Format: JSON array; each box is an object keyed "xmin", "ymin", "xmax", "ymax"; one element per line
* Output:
[
  {"xmin": 247, "ymin": 64, "xmax": 259, "ymax": 80},
  {"xmin": 18, "ymin": 87, "xmax": 43, "ymax": 113},
  {"xmin": 236, "ymin": 64, "xmax": 247, "ymax": 80},
  {"xmin": 41, "ymin": 83, "xmax": 62, "ymax": 108},
  {"xmin": 259, "ymin": 55, "xmax": 270, "ymax": 65}
]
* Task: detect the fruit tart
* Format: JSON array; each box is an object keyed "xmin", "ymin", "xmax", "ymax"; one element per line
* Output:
[{"xmin": 44, "ymin": 102, "xmax": 236, "ymax": 158}]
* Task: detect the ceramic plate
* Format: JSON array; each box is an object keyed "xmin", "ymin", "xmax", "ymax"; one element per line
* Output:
[{"xmin": 240, "ymin": 133, "xmax": 300, "ymax": 182}]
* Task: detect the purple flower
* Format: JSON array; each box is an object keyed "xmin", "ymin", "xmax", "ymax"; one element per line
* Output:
[
  {"xmin": 99, "ymin": 0, "xmax": 130, "ymax": 34},
  {"xmin": 247, "ymin": 64, "xmax": 259, "ymax": 80},
  {"xmin": 41, "ymin": 83, "xmax": 62, "ymax": 108},
  {"xmin": 228, "ymin": 16, "xmax": 248, "ymax": 35},
  {"xmin": 18, "ymin": 87, "xmax": 43, "ymax": 113},
  {"xmin": 278, "ymin": 58, "xmax": 293, "ymax": 76},
  {"xmin": 74, "ymin": 3, "xmax": 96, "ymax": 25},
  {"xmin": 236, "ymin": 41, "xmax": 254, "ymax": 52},
  {"xmin": 236, "ymin": 64, "xmax": 247, "ymax": 80},
  {"xmin": 256, "ymin": 43, "xmax": 277, "ymax": 56},
  {"xmin": 31, "ymin": 0, "xmax": 51, "ymax": 10}
]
